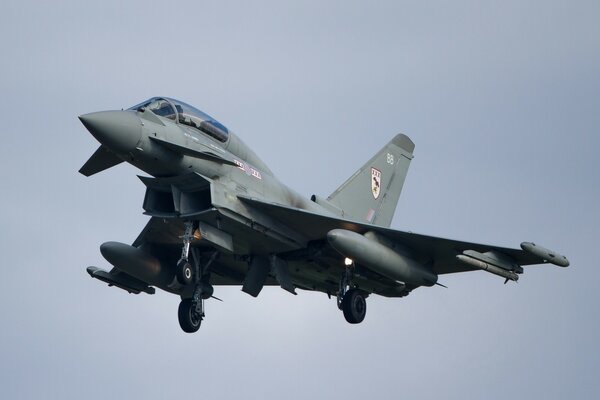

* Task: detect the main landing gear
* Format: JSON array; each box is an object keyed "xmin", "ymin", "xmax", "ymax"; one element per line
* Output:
[
  {"xmin": 337, "ymin": 267, "xmax": 367, "ymax": 324},
  {"xmin": 176, "ymin": 221, "xmax": 217, "ymax": 333}
]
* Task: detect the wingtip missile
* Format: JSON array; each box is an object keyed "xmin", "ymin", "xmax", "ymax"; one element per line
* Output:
[{"xmin": 520, "ymin": 242, "xmax": 570, "ymax": 267}]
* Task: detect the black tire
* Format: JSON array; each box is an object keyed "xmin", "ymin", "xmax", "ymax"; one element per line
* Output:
[
  {"xmin": 178, "ymin": 299, "xmax": 202, "ymax": 333},
  {"xmin": 176, "ymin": 260, "xmax": 194, "ymax": 285},
  {"xmin": 342, "ymin": 289, "xmax": 367, "ymax": 324}
]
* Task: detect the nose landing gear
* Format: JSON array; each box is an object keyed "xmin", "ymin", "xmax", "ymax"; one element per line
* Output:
[{"xmin": 176, "ymin": 221, "xmax": 218, "ymax": 333}]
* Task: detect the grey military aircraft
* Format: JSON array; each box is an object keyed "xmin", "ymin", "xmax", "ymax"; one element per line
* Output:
[{"xmin": 79, "ymin": 97, "xmax": 569, "ymax": 333}]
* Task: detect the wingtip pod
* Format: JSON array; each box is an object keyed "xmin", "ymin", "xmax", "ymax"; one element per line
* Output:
[{"xmin": 520, "ymin": 242, "xmax": 570, "ymax": 267}]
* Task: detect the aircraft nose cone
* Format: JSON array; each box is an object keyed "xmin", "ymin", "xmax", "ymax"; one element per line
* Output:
[{"xmin": 79, "ymin": 110, "xmax": 142, "ymax": 153}]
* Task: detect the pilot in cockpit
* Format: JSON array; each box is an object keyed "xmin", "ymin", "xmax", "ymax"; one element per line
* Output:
[{"xmin": 148, "ymin": 99, "xmax": 176, "ymax": 120}]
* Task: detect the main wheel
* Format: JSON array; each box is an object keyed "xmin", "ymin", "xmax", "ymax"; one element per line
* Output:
[
  {"xmin": 176, "ymin": 260, "xmax": 194, "ymax": 285},
  {"xmin": 342, "ymin": 289, "xmax": 367, "ymax": 324},
  {"xmin": 178, "ymin": 299, "xmax": 202, "ymax": 333}
]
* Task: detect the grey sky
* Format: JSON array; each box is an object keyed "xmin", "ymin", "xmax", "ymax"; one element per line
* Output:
[{"xmin": 0, "ymin": 1, "xmax": 598, "ymax": 398}]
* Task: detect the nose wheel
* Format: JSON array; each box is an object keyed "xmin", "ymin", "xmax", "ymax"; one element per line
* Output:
[
  {"xmin": 177, "ymin": 280, "xmax": 214, "ymax": 333},
  {"xmin": 178, "ymin": 298, "xmax": 203, "ymax": 333}
]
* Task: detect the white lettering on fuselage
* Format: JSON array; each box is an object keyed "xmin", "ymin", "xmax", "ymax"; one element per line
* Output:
[{"xmin": 234, "ymin": 159, "xmax": 262, "ymax": 180}]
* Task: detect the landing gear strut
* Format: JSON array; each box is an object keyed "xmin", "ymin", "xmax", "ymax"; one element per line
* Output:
[
  {"xmin": 337, "ymin": 268, "xmax": 352, "ymax": 310},
  {"xmin": 176, "ymin": 221, "xmax": 195, "ymax": 285},
  {"xmin": 337, "ymin": 267, "xmax": 367, "ymax": 324}
]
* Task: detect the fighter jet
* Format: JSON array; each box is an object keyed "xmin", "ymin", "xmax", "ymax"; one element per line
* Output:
[{"xmin": 79, "ymin": 97, "xmax": 569, "ymax": 333}]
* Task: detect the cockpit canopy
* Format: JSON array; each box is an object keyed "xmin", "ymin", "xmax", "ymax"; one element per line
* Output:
[{"xmin": 129, "ymin": 97, "xmax": 229, "ymax": 143}]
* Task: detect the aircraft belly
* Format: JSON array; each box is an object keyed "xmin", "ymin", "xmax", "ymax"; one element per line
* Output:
[{"xmin": 143, "ymin": 229, "xmax": 407, "ymax": 298}]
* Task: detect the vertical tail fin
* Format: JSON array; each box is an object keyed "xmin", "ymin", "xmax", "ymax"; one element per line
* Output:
[{"xmin": 327, "ymin": 134, "xmax": 414, "ymax": 227}]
